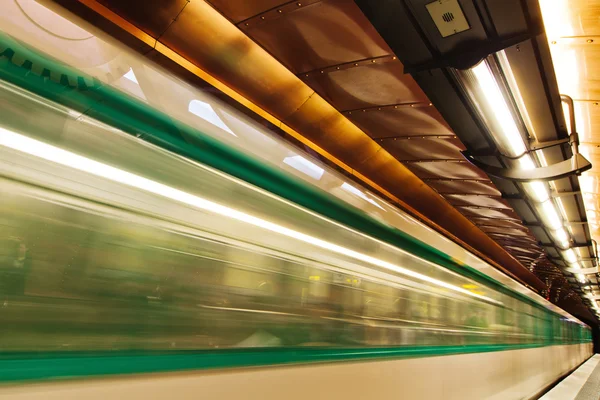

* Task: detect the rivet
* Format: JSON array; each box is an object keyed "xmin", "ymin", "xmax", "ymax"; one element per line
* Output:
[
  {"xmin": 551, "ymin": 40, "xmax": 557, "ymax": 44},
  {"xmin": 378, "ymin": 107, "xmax": 381, "ymax": 110},
  {"xmin": 278, "ymin": 9, "xmax": 283, "ymax": 13},
  {"xmin": 371, "ymin": 59, "xmax": 376, "ymax": 63},
  {"xmin": 297, "ymin": 2, "xmax": 302, "ymax": 6},
  {"xmin": 348, "ymin": 111, "xmax": 352, "ymax": 115},
  {"xmin": 245, "ymin": 23, "xmax": 249, "ymax": 26},
  {"xmin": 394, "ymin": 105, "xmax": 398, "ymax": 109},
  {"xmin": 354, "ymin": 63, "xmax": 359, "ymax": 66},
  {"xmin": 392, "ymin": 56, "xmax": 397, "ymax": 60},
  {"xmin": 261, "ymin": 16, "xmax": 265, "ymax": 20},
  {"xmin": 362, "ymin": 109, "xmax": 366, "ymax": 112},
  {"xmin": 428, "ymin": 102, "xmax": 433, "ymax": 106},
  {"xmin": 320, "ymin": 70, "xmax": 324, "ymax": 73},
  {"xmin": 594, "ymin": 102, "xmax": 599, "ymax": 106},
  {"xmin": 305, "ymin": 74, "xmax": 309, "ymax": 77},
  {"xmin": 587, "ymin": 39, "xmax": 594, "ymax": 43},
  {"xmin": 336, "ymin": 66, "xmax": 340, "ymax": 70},
  {"xmin": 410, "ymin": 104, "xmax": 415, "ymax": 107}
]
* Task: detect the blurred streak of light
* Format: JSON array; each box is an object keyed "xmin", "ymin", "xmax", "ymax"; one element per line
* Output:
[{"xmin": 0, "ymin": 127, "xmax": 500, "ymax": 304}]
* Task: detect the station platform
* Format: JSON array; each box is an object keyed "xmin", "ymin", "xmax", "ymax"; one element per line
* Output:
[{"xmin": 540, "ymin": 354, "xmax": 600, "ymax": 400}]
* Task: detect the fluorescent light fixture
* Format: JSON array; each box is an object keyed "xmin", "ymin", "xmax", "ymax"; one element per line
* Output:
[
  {"xmin": 471, "ymin": 61, "xmax": 526, "ymax": 157},
  {"xmin": 538, "ymin": 200, "xmax": 563, "ymax": 230},
  {"xmin": 0, "ymin": 129, "xmax": 495, "ymax": 303},
  {"xmin": 562, "ymin": 249, "xmax": 577, "ymax": 264},
  {"xmin": 283, "ymin": 155, "xmax": 324, "ymax": 180},
  {"xmin": 341, "ymin": 182, "xmax": 385, "ymax": 211},
  {"xmin": 123, "ymin": 68, "xmax": 138, "ymax": 84},
  {"xmin": 524, "ymin": 181, "xmax": 550, "ymax": 203},
  {"xmin": 519, "ymin": 156, "xmax": 550, "ymax": 202},
  {"xmin": 188, "ymin": 100, "xmax": 236, "ymax": 137},
  {"xmin": 551, "ymin": 227, "xmax": 570, "ymax": 248}
]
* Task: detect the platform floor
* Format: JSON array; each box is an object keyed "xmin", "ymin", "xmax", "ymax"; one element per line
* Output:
[{"xmin": 539, "ymin": 354, "xmax": 600, "ymax": 400}]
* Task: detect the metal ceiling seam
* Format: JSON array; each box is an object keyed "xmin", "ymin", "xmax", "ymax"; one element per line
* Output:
[{"xmin": 68, "ymin": 0, "xmax": 546, "ymax": 292}]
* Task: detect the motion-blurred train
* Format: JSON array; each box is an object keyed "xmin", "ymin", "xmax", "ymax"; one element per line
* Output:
[{"xmin": 0, "ymin": 2, "xmax": 592, "ymax": 399}]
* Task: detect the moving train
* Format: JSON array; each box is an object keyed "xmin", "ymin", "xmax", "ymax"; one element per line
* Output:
[{"xmin": 0, "ymin": 2, "xmax": 592, "ymax": 399}]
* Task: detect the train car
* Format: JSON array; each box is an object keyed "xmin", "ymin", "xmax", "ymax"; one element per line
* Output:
[{"xmin": 0, "ymin": 2, "xmax": 592, "ymax": 399}]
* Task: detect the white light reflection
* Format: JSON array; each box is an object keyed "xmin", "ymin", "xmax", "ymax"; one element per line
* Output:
[
  {"xmin": 0, "ymin": 129, "xmax": 498, "ymax": 304},
  {"xmin": 341, "ymin": 182, "xmax": 385, "ymax": 211},
  {"xmin": 189, "ymin": 100, "xmax": 236, "ymax": 137},
  {"xmin": 123, "ymin": 68, "xmax": 138, "ymax": 84},
  {"xmin": 283, "ymin": 155, "xmax": 324, "ymax": 180}
]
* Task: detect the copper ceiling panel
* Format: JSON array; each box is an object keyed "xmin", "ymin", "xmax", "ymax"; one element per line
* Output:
[
  {"xmin": 383, "ymin": 137, "xmax": 464, "ymax": 161},
  {"xmin": 158, "ymin": 3, "xmax": 315, "ymax": 125},
  {"xmin": 457, "ymin": 207, "xmax": 522, "ymax": 221},
  {"xmin": 348, "ymin": 106, "xmax": 453, "ymax": 139},
  {"xmin": 406, "ymin": 161, "xmax": 487, "ymax": 180},
  {"xmin": 302, "ymin": 61, "xmax": 428, "ymax": 111},
  {"xmin": 426, "ymin": 180, "xmax": 500, "ymax": 196},
  {"xmin": 96, "ymin": 0, "xmax": 187, "ymax": 38},
  {"xmin": 207, "ymin": 0, "xmax": 287, "ymax": 23},
  {"xmin": 469, "ymin": 217, "xmax": 531, "ymax": 230},
  {"xmin": 238, "ymin": 0, "xmax": 390, "ymax": 73},
  {"xmin": 443, "ymin": 194, "xmax": 511, "ymax": 209}
]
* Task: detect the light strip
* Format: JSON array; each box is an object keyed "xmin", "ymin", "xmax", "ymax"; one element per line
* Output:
[
  {"xmin": 471, "ymin": 61, "xmax": 526, "ymax": 157},
  {"xmin": 0, "ymin": 129, "xmax": 498, "ymax": 304}
]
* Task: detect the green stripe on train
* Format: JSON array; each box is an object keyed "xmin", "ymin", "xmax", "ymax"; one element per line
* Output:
[
  {"xmin": 0, "ymin": 343, "xmax": 585, "ymax": 382},
  {"xmin": 0, "ymin": 33, "xmax": 583, "ymax": 325}
]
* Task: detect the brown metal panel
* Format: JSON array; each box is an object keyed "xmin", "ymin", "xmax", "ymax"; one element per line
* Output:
[
  {"xmin": 406, "ymin": 161, "xmax": 487, "ymax": 180},
  {"xmin": 458, "ymin": 207, "xmax": 522, "ymax": 221},
  {"xmin": 241, "ymin": 0, "xmax": 391, "ymax": 73},
  {"xmin": 426, "ymin": 180, "xmax": 500, "ymax": 196},
  {"xmin": 303, "ymin": 62, "xmax": 428, "ymax": 111},
  {"xmin": 207, "ymin": 0, "xmax": 287, "ymax": 23},
  {"xmin": 383, "ymin": 137, "xmax": 464, "ymax": 161},
  {"xmin": 444, "ymin": 194, "xmax": 510, "ymax": 209},
  {"xmin": 283, "ymin": 94, "xmax": 382, "ymax": 163},
  {"xmin": 159, "ymin": 1, "xmax": 315, "ymax": 123},
  {"xmin": 96, "ymin": 0, "xmax": 188, "ymax": 38},
  {"xmin": 470, "ymin": 217, "xmax": 530, "ymax": 230},
  {"xmin": 348, "ymin": 106, "xmax": 453, "ymax": 139}
]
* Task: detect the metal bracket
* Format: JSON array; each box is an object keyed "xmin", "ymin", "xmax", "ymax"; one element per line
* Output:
[
  {"xmin": 529, "ymin": 137, "xmax": 570, "ymax": 151},
  {"xmin": 461, "ymin": 151, "xmax": 591, "ymax": 182}
]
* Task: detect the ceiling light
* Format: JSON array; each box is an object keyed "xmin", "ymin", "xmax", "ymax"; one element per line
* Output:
[
  {"xmin": 551, "ymin": 227, "xmax": 570, "ymax": 248},
  {"xmin": 520, "ymin": 157, "xmax": 550, "ymax": 202},
  {"xmin": 576, "ymin": 274, "xmax": 587, "ymax": 283},
  {"xmin": 471, "ymin": 61, "xmax": 526, "ymax": 157},
  {"xmin": 562, "ymin": 249, "xmax": 578, "ymax": 264},
  {"xmin": 524, "ymin": 181, "xmax": 550, "ymax": 203},
  {"xmin": 538, "ymin": 200, "xmax": 563, "ymax": 230}
]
